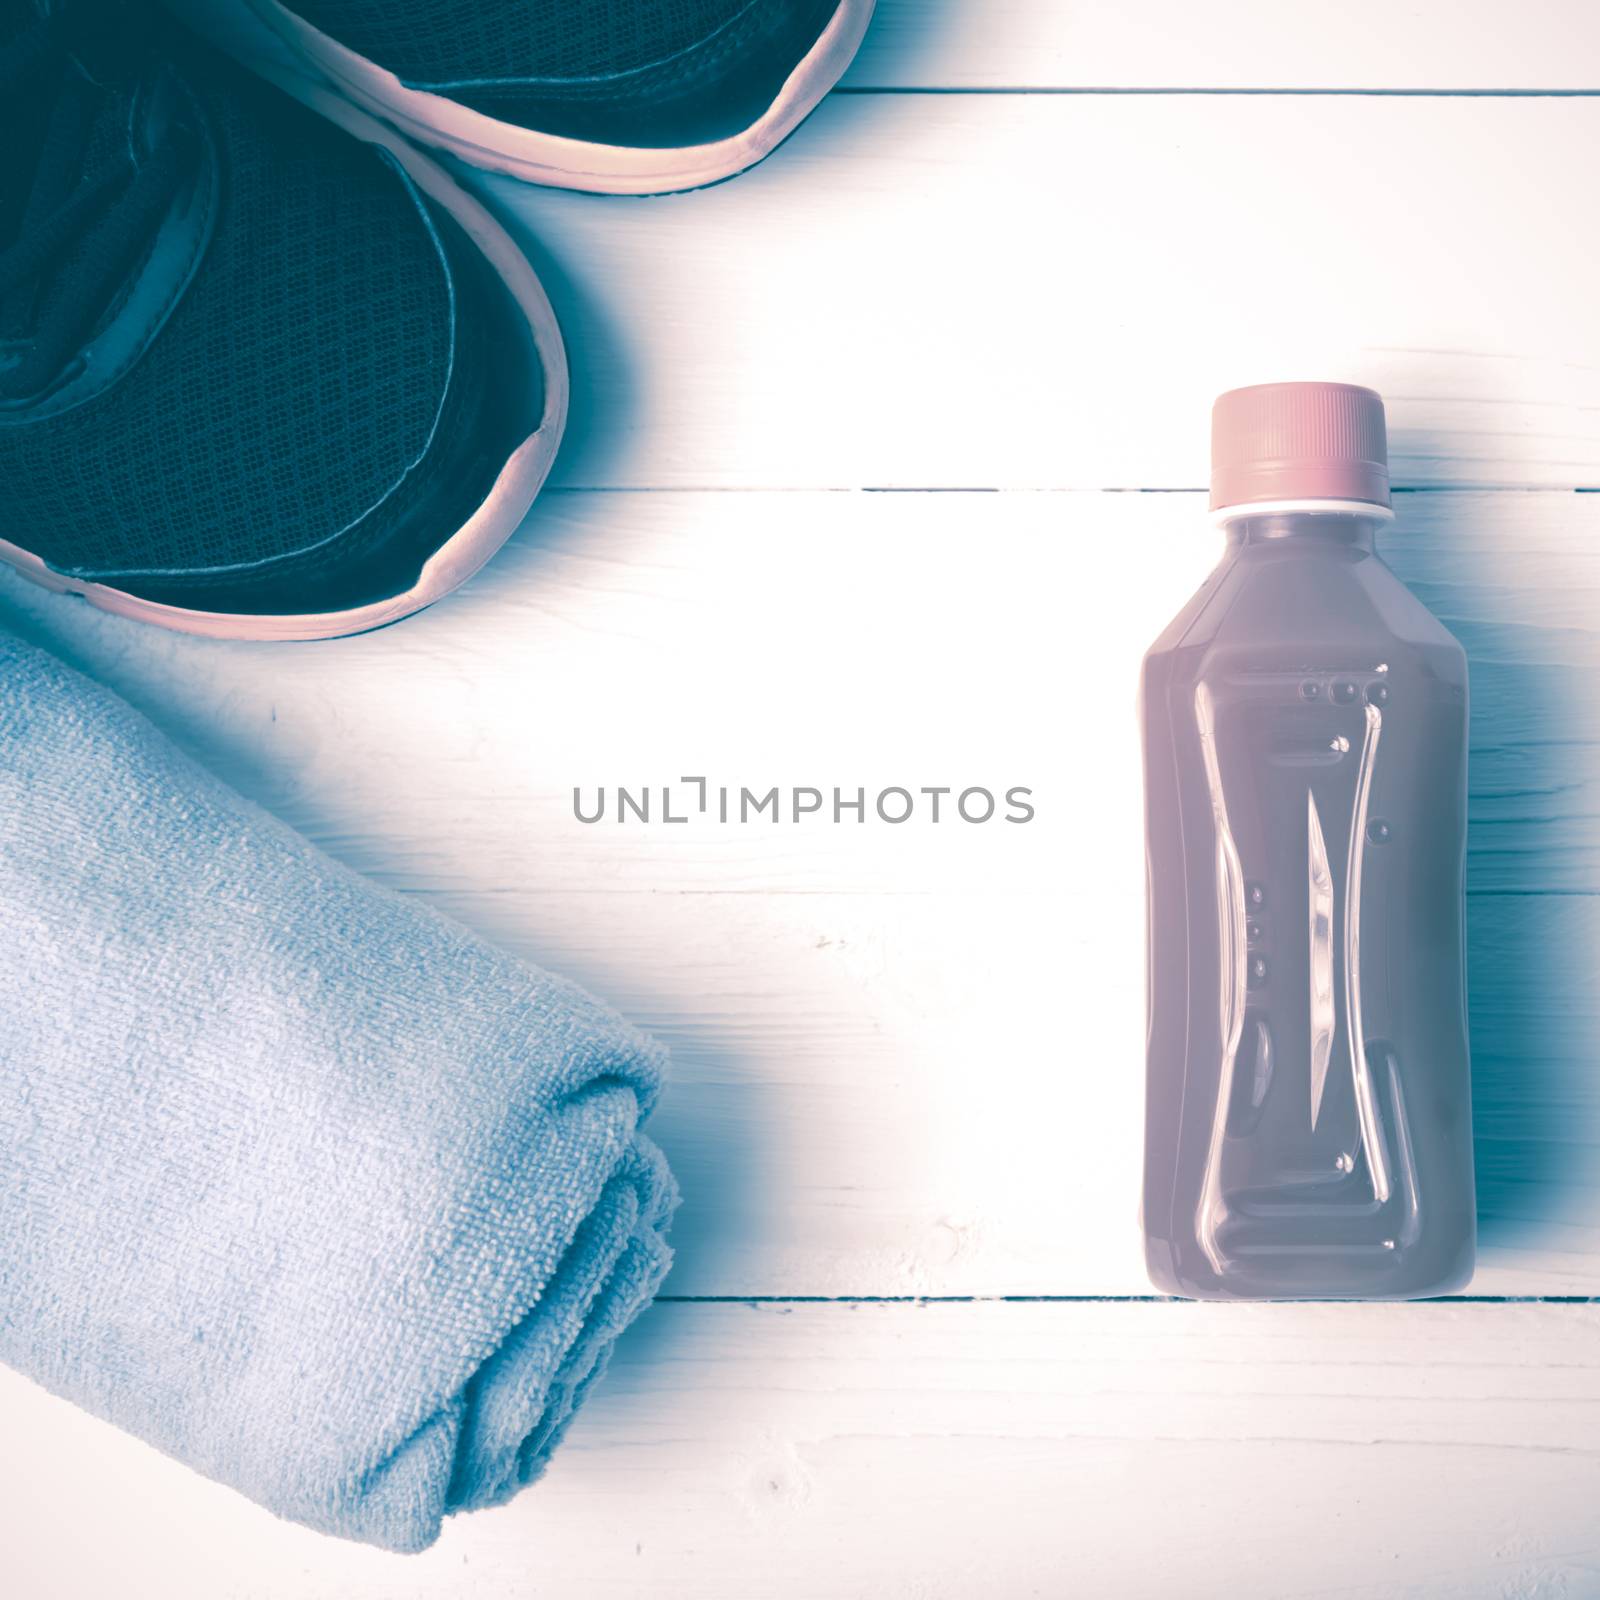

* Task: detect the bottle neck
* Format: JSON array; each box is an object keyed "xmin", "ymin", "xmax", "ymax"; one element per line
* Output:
[{"xmin": 1216, "ymin": 502, "xmax": 1389, "ymax": 553}]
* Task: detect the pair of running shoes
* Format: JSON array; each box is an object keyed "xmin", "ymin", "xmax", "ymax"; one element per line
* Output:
[{"xmin": 0, "ymin": 0, "xmax": 874, "ymax": 639}]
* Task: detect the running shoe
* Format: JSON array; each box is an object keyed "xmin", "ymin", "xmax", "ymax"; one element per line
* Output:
[
  {"xmin": 1, "ymin": 0, "xmax": 566, "ymax": 641},
  {"xmin": 172, "ymin": 0, "xmax": 877, "ymax": 194}
]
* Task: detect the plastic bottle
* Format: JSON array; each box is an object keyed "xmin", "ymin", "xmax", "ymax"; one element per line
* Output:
[{"xmin": 1141, "ymin": 382, "xmax": 1474, "ymax": 1299}]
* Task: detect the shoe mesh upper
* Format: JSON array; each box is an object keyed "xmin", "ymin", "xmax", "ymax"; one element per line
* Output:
[
  {"xmin": 286, "ymin": 0, "xmax": 758, "ymax": 86},
  {"xmin": 3, "ymin": 43, "xmax": 456, "ymax": 581}
]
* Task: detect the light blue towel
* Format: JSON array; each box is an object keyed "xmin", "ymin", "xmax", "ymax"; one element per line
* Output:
[{"xmin": 0, "ymin": 633, "xmax": 676, "ymax": 1552}]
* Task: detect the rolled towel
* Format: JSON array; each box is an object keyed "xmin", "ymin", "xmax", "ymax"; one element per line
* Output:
[{"xmin": 0, "ymin": 633, "xmax": 676, "ymax": 1552}]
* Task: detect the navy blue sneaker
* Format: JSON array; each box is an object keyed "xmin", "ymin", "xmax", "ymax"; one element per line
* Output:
[
  {"xmin": 1, "ymin": 0, "xmax": 565, "ymax": 640},
  {"xmin": 174, "ymin": 0, "xmax": 877, "ymax": 194}
]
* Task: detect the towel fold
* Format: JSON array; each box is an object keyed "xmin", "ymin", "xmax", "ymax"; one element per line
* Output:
[{"xmin": 0, "ymin": 633, "xmax": 676, "ymax": 1552}]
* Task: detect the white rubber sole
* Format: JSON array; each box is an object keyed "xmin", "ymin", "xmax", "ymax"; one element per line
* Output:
[
  {"xmin": 233, "ymin": 0, "xmax": 877, "ymax": 195},
  {"xmin": 2, "ymin": 73, "xmax": 568, "ymax": 643}
]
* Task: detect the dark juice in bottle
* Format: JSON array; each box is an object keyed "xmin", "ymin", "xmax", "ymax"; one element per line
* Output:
[{"xmin": 1141, "ymin": 382, "xmax": 1474, "ymax": 1298}]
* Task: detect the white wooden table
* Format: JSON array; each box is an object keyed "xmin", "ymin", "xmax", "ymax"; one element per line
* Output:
[{"xmin": 5, "ymin": 4, "xmax": 1600, "ymax": 1594}]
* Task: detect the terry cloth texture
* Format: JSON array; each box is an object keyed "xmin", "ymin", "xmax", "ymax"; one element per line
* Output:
[{"xmin": 0, "ymin": 634, "xmax": 676, "ymax": 1552}]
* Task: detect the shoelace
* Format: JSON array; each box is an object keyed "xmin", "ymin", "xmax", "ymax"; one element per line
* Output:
[{"xmin": 0, "ymin": 0, "xmax": 193, "ymax": 401}]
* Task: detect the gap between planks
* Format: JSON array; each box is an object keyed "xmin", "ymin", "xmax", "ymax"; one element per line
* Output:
[
  {"xmin": 835, "ymin": 87, "xmax": 1600, "ymax": 97},
  {"xmin": 653, "ymin": 1293, "xmax": 1600, "ymax": 1303},
  {"xmin": 533, "ymin": 486, "xmax": 1600, "ymax": 496}
]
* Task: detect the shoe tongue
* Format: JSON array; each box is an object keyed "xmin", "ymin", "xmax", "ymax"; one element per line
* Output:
[
  {"xmin": 0, "ymin": 1, "xmax": 147, "ymax": 353},
  {"xmin": 0, "ymin": 1, "xmax": 37, "ymax": 40},
  {"xmin": 0, "ymin": 18, "xmax": 49, "ymax": 255},
  {"xmin": 61, "ymin": 0, "xmax": 153, "ymax": 85}
]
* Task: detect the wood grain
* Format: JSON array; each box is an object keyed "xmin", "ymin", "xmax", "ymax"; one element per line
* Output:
[
  {"xmin": 5, "ymin": 16, "xmax": 1600, "ymax": 1590},
  {"xmin": 847, "ymin": 1, "xmax": 1600, "ymax": 90},
  {"xmin": 5, "ymin": 489, "xmax": 1595, "ymax": 1295},
  {"xmin": 3, "ymin": 1301, "xmax": 1597, "ymax": 1599},
  {"xmin": 482, "ymin": 96, "xmax": 1600, "ymax": 492}
]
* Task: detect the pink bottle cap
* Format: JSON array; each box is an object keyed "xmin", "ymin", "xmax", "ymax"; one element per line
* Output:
[{"xmin": 1210, "ymin": 382, "xmax": 1390, "ymax": 513}]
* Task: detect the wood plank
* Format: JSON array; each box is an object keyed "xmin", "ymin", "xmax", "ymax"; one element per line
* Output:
[
  {"xmin": 484, "ymin": 97, "xmax": 1600, "ymax": 490},
  {"xmin": 3, "ymin": 491, "xmax": 1591, "ymax": 898},
  {"xmin": 4, "ymin": 489, "xmax": 1598, "ymax": 1295},
  {"xmin": 847, "ymin": 1, "xmax": 1600, "ymax": 91},
  {"xmin": 3, "ymin": 1301, "xmax": 1598, "ymax": 1598}
]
